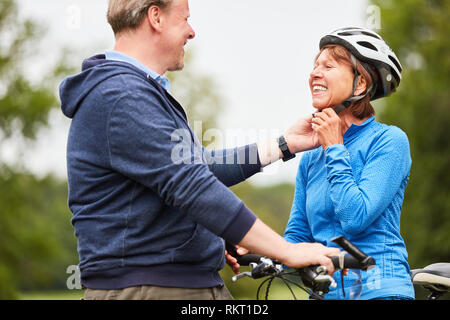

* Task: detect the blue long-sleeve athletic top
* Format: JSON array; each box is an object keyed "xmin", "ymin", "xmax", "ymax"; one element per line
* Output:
[{"xmin": 284, "ymin": 116, "xmax": 415, "ymax": 300}]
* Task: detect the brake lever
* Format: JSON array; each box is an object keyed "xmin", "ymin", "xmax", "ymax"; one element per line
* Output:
[
  {"xmin": 232, "ymin": 272, "xmax": 252, "ymax": 282},
  {"xmin": 312, "ymin": 266, "xmax": 337, "ymax": 288},
  {"xmin": 232, "ymin": 258, "xmax": 282, "ymax": 283},
  {"xmin": 314, "ymin": 274, "xmax": 337, "ymax": 289}
]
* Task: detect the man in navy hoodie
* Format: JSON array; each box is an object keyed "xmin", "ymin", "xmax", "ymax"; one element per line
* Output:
[{"xmin": 59, "ymin": 0, "xmax": 339, "ymax": 300}]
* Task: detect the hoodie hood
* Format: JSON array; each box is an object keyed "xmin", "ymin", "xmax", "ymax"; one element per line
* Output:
[{"xmin": 59, "ymin": 54, "xmax": 147, "ymax": 119}]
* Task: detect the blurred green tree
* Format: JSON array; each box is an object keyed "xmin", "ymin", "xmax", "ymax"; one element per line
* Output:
[
  {"xmin": 168, "ymin": 51, "xmax": 222, "ymax": 127},
  {"xmin": 167, "ymin": 50, "xmax": 224, "ymax": 147},
  {"xmin": 371, "ymin": 0, "xmax": 450, "ymax": 297},
  {"xmin": 0, "ymin": 0, "xmax": 75, "ymax": 299},
  {"xmin": 0, "ymin": 0, "xmax": 241, "ymax": 299}
]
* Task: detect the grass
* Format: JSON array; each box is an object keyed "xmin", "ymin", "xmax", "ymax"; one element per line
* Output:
[
  {"xmin": 18, "ymin": 290, "xmax": 84, "ymax": 300},
  {"xmin": 17, "ymin": 288, "xmax": 307, "ymax": 300},
  {"xmin": 238, "ymin": 281, "xmax": 309, "ymax": 300}
]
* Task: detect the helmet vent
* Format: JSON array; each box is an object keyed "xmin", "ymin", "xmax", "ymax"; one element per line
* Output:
[
  {"xmin": 337, "ymin": 31, "xmax": 355, "ymax": 37},
  {"xmin": 388, "ymin": 55, "xmax": 403, "ymax": 72},
  {"xmin": 337, "ymin": 30, "xmax": 381, "ymax": 40},
  {"xmin": 361, "ymin": 31, "xmax": 382, "ymax": 40},
  {"xmin": 357, "ymin": 41, "xmax": 378, "ymax": 52}
]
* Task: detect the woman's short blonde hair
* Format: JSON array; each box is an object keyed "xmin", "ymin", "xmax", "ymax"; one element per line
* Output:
[{"xmin": 107, "ymin": 0, "xmax": 172, "ymax": 35}]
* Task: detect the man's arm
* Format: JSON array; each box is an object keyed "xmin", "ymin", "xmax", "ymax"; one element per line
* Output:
[
  {"xmin": 204, "ymin": 144, "xmax": 262, "ymax": 187},
  {"xmin": 239, "ymin": 219, "xmax": 339, "ymax": 273},
  {"xmin": 206, "ymin": 114, "xmax": 320, "ymax": 185}
]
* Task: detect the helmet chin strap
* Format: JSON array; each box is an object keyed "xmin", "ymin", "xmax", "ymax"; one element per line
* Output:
[
  {"xmin": 333, "ymin": 55, "xmax": 374, "ymax": 115},
  {"xmin": 333, "ymin": 54, "xmax": 359, "ymax": 115}
]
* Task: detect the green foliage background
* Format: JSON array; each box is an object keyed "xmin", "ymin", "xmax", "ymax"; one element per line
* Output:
[
  {"xmin": 0, "ymin": 0, "xmax": 75, "ymax": 299},
  {"xmin": 0, "ymin": 0, "xmax": 448, "ymax": 300},
  {"xmin": 371, "ymin": 0, "xmax": 450, "ymax": 269}
]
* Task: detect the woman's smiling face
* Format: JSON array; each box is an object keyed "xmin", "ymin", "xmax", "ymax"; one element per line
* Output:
[{"xmin": 309, "ymin": 47, "xmax": 356, "ymax": 110}]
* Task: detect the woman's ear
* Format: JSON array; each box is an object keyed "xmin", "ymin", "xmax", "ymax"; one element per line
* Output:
[{"xmin": 354, "ymin": 75, "xmax": 368, "ymax": 96}]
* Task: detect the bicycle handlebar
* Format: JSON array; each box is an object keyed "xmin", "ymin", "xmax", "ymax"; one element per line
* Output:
[
  {"xmin": 331, "ymin": 236, "xmax": 375, "ymax": 270},
  {"xmin": 228, "ymin": 236, "xmax": 376, "ymax": 300},
  {"xmin": 330, "ymin": 255, "xmax": 370, "ymax": 270},
  {"xmin": 230, "ymin": 236, "xmax": 376, "ymax": 271},
  {"xmin": 235, "ymin": 254, "xmax": 265, "ymax": 266},
  {"xmin": 236, "ymin": 253, "xmax": 369, "ymax": 270}
]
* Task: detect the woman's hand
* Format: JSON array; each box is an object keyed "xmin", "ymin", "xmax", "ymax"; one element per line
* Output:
[
  {"xmin": 284, "ymin": 114, "xmax": 320, "ymax": 153},
  {"xmin": 311, "ymin": 108, "xmax": 344, "ymax": 150}
]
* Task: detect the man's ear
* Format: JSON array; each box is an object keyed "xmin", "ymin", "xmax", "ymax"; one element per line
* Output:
[
  {"xmin": 147, "ymin": 5, "xmax": 165, "ymax": 32},
  {"xmin": 354, "ymin": 75, "xmax": 368, "ymax": 96}
]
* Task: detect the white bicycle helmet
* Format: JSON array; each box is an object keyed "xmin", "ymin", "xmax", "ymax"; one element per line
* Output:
[{"xmin": 319, "ymin": 26, "xmax": 402, "ymax": 102}]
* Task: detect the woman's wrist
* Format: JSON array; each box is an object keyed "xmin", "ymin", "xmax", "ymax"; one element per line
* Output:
[{"xmin": 322, "ymin": 140, "xmax": 344, "ymax": 150}]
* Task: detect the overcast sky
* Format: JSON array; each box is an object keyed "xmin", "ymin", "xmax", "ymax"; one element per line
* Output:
[{"xmin": 16, "ymin": 0, "xmax": 373, "ymax": 185}]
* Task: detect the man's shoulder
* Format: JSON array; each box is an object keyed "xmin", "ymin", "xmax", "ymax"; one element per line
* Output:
[
  {"xmin": 95, "ymin": 63, "xmax": 150, "ymax": 86},
  {"xmin": 94, "ymin": 64, "xmax": 163, "ymax": 101}
]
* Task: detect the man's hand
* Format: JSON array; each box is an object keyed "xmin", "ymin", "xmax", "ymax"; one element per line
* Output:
[
  {"xmin": 225, "ymin": 245, "xmax": 249, "ymax": 275},
  {"xmin": 257, "ymin": 115, "xmax": 321, "ymax": 167},
  {"xmin": 311, "ymin": 108, "xmax": 344, "ymax": 150},
  {"xmin": 284, "ymin": 114, "xmax": 320, "ymax": 153},
  {"xmin": 281, "ymin": 242, "xmax": 340, "ymax": 275},
  {"xmin": 239, "ymin": 219, "xmax": 341, "ymax": 276}
]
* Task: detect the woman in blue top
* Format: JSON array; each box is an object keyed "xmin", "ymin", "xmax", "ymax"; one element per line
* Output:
[{"xmin": 283, "ymin": 27, "xmax": 415, "ymax": 300}]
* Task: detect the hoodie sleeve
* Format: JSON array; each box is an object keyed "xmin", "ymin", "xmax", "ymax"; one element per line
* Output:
[
  {"xmin": 204, "ymin": 144, "xmax": 262, "ymax": 187},
  {"xmin": 107, "ymin": 79, "xmax": 256, "ymax": 245}
]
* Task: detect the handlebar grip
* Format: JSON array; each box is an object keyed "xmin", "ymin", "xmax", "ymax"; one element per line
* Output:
[
  {"xmin": 236, "ymin": 254, "xmax": 263, "ymax": 266},
  {"xmin": 331, "ymin": 236, "xmax": 375, "ymax": 267},
  {"xmin": 331, "ymin": 255, "xmax": 366, "ymax": 270},
  {"xmin": 225, "ymin": 243, "xmax": 263, "ymax": 266},
  {"xmin": 331, "ymin": 236, "xmax": 367, "ymax": 261}
]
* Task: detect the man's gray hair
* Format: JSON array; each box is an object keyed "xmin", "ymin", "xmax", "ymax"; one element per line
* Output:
[{"xmin": 107, "ymin": 0, "xmax": 172, "ymax": 35}]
